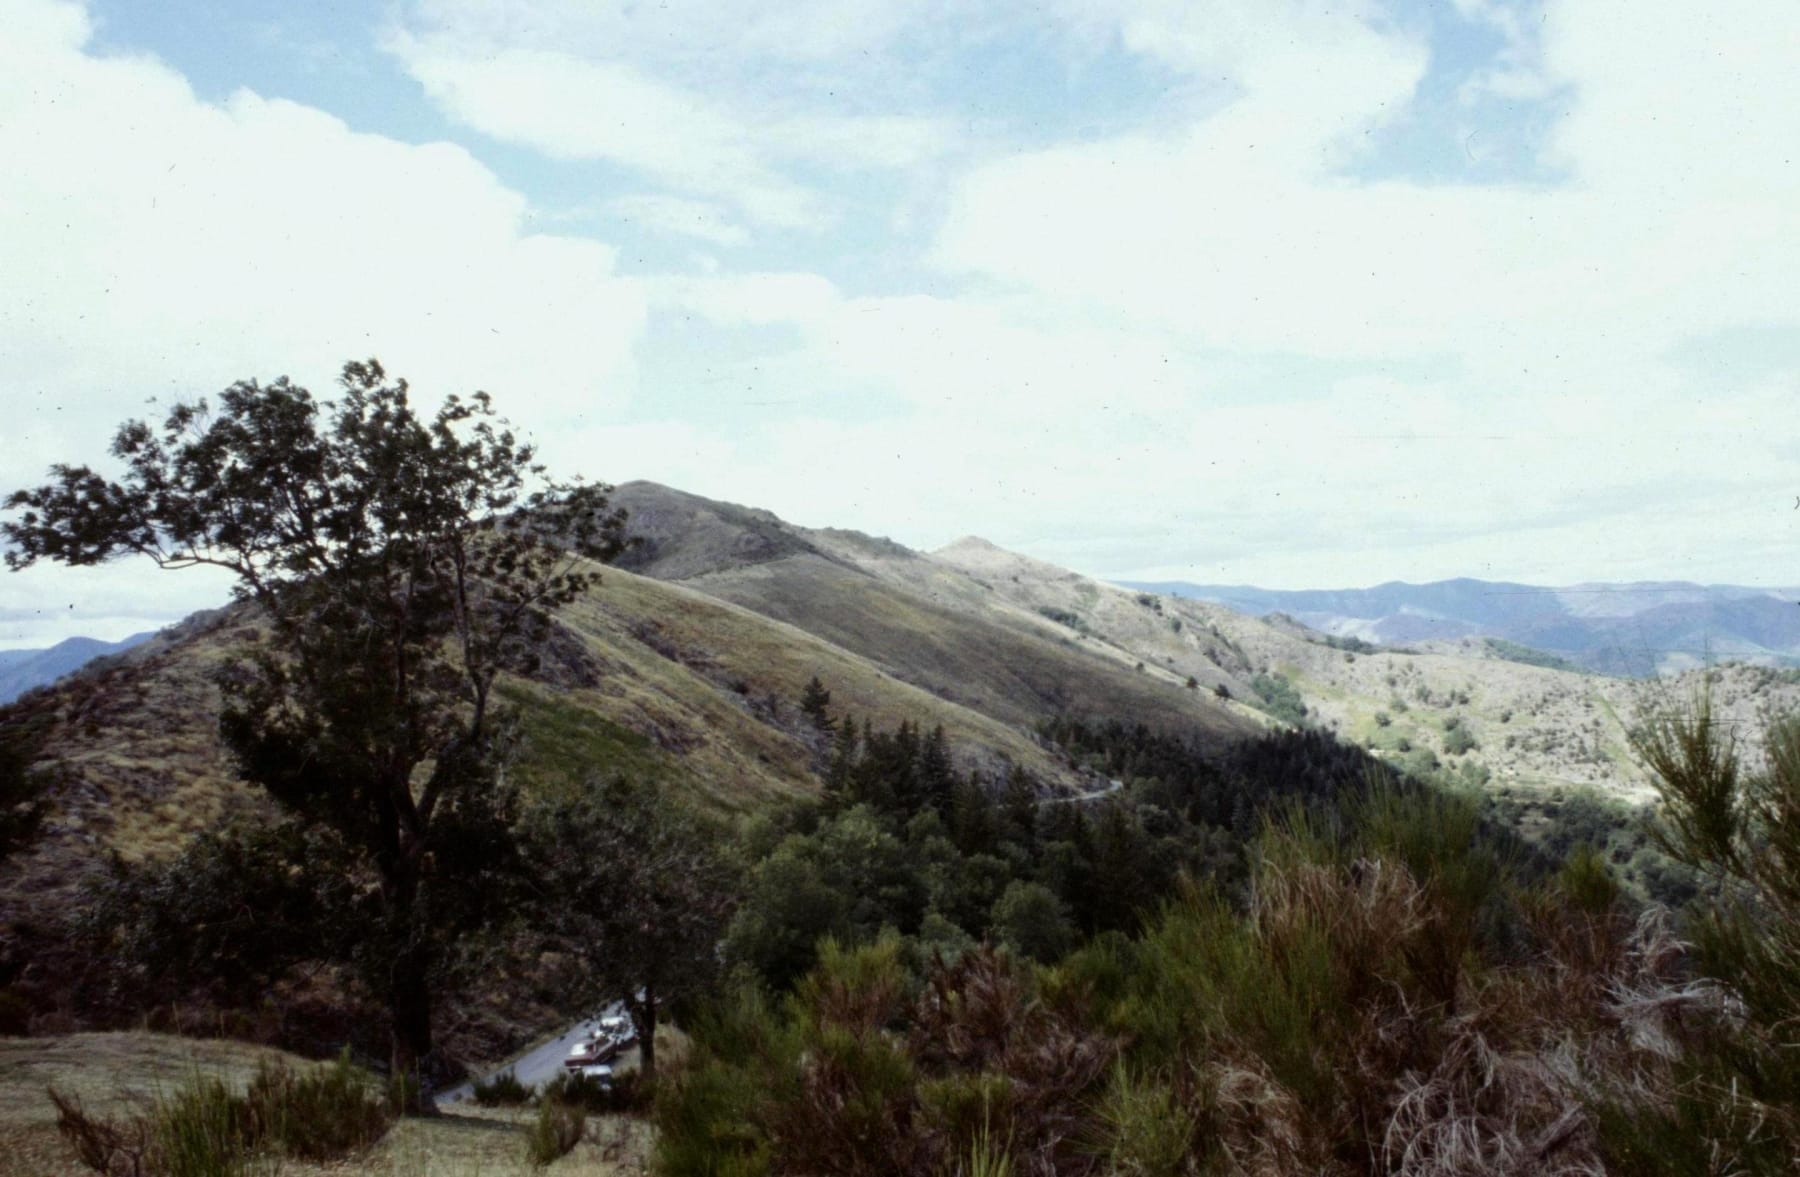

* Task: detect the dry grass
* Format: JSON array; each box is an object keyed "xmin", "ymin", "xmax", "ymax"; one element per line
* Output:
[{"xmin": 0, "ymin": 1032, "xmax": 653, "ymax": 1177}]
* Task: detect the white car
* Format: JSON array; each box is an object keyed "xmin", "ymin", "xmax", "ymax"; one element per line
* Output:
[
  {"xmin": 563, "ymin": 1034, "xmax": 620, "ymax": 1069},
  {"xmin": 578, "ymin": 1063, "xmax": 615, "ymax": 1089}
]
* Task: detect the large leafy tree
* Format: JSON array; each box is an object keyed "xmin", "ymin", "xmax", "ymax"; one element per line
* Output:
[{"xmin": 3, "ymin": 360, "xmax": 628, "ymax": 1101}]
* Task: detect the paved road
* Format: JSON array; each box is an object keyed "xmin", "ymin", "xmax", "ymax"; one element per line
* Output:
[
  {"xmin": 1042, "ymin": 778, "xmax": 1123, "ymax": 805},
  {"xmin": 438, "ymin": 1003, "xmax": 633, "ymax": 1106}
]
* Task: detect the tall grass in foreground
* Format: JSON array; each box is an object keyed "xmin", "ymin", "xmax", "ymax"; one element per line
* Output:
[{"xmin": 50, "ymin": 1050, "xmax": 393, "ymax": 1176}]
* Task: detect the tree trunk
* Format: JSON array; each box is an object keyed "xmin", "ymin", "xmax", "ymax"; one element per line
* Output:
[
  {"xmin": 382, "ymin": 851, "xmax": 435, "ymax": 1115},
  {"xmin": 390, "ymin": 940, "xmax": 436, "ymax": 1113},
  {"xmin": 631, "ymin": 983, "xmax": 657, "ymax": 1084}
]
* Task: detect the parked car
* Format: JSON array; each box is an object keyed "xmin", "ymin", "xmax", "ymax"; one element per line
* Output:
[
  {"xmin": 578, "ymin": 1063, "xmax": 615, "ymax": 1090},
  {"xmin": 563, "ymin": 1033, "xmax": 621, "ymax": 1069},
  {"xmin": 600, "ymin": 1015, "xmax": 639, "ymax": 1048}
]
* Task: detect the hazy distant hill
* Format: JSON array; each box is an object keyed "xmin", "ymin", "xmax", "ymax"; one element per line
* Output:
[
  {"xmin": 0, "ymin": 633, "xmax": 154, "ymax": 704},
  {"xmin": 1125, "ymin": 578, "xmax": 1800, "ymax": 675}
]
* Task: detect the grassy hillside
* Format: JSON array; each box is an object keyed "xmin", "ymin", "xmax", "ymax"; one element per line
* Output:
[
  {"xmin": 1089, "ymin": 591, "xmax": 1800, "ymax": 801},
  {"xmin": 610, "ymin": 483, "xmax": 1261, "ymax": 745},
  {"xmin": 0, "ymin": 557, "xmax": 1105, "ymax": 934}
]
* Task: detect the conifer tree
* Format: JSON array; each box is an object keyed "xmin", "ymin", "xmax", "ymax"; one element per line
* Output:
[
  {"xmin": 799, "ymin": 675, "xmax": 835, "ymax": 731},
  {"xmin": 920, "ymin": 725, "xmax": 955, "ymax": 819}
]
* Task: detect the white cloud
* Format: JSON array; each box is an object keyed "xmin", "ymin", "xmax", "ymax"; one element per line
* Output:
[
  {"xmin": 605, "ymin": 195, "xmax": 748, "ymax": 247},
  {"xmin": 935, "ymin": 0, "xmax": 1800, "ymax": 369},
  {"xmin": 402, "ymin": 0, "xmax": 1800, "ymax": 588},
  {"xmin": 0, "ymin": 0, "xmax": 647, "ymax": 633},
  {"xmin": 392, "ymin": 40, "xmax": 825, "ymax": 229},
  {"xmin": 387, "ymin": 7, "xmax": 958, "ymax": 233}
]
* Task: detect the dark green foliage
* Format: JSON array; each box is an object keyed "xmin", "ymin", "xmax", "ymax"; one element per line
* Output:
[
  {"xmin": 1484, "ymin": 637, "xmax": 1585, "ymax": 673},
  {"xmin": 77, "ymin": 818, "xmax": 345, "ymax": 1011},
  {"xmin": 1250, "ymin": 671, "xmax": 1308, "ymax": 726},
  {"xmin": 1443, "ymin": 723, "xmax": 1478, "ymax": 756},
  {"xmin": 666, "ymin": 781, "xmax": 1718, "ymax": 1176},
  {"xmin": 990, "ymin": 881, "xmax": 1074, "ymax": 964},
  {"xmin": 799, "ymin": 676, "xmax": 834, "ymax": 731},
  {"xmin": 472, "ymin": 1070, "xmax": 531, "ymax": 1106},
  {"xmin": 1584, "ymin": 692, "xmax": 1800, "ymax": 1168},
  {"xmin": 1035, "ymin": 606, "xmax": 1085, "ymax": 632},
  {"xmin": 729, "ymin": 716, "xmax": 1472, "ymax": 994}
]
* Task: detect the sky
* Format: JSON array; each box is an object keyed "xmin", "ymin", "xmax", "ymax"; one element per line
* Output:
[{"xmin": 1, "ymin": 0, "xmax": 1797, "ymax": 647}]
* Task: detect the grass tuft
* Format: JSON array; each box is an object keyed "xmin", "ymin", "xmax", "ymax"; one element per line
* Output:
[{"xmin": 522, "ymin": 1096, "xmax": 587, "ymax": 1168}]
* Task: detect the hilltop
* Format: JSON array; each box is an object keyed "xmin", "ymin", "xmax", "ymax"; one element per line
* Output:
[{"xmin": 0, "ymin": 632, "xmax": 154, "ymax": 705}]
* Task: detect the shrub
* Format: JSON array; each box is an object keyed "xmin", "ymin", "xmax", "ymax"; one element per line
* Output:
[
  {"xmin": 1443, "ymin": 725, "xmax": 1477, "ymax": 756},
  {"xmin": 538, "ymin": 1067, "xmax": 654, "ymax": 1115},
  {"xmin": 990, "ymin": 881, "xmax": 1075, "ymax": 964},
  {"xmin": 49, "ymin": 1088, "xmax": 154, "ymax": 1177},
  {"xmin": 49, "ymin": 1055, "xmax": 391, "ymax": 1177},
  {"xmin": 524, "ymin": 1098, "xmax": 587, "ymax": 1168},
  {"xmin": 151, "ymin": 1075, "xmax": 254, "ymax": 1177},
  {"xmin": 1250, "ymin": 673, "xmax": 1308, "ymax": 726},
  {"xmin": 1097, "ymin": 1066, "xmax": 1196, "ymax": 1175},
  {"xmin": 52, "ymin": 1073, "xmax": 255, "ymax": 1177},
  {"xmin": 472, "ymin": 1069, "xmax": 532, "ymax": 1107},
  {"xmin": 246, "ymin": 1052, "xmax": 391, "ymax": 1160}
]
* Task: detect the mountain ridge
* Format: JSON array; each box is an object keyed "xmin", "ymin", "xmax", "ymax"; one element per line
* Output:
[
  {"xmin": 1125, "ymin": 577, "xmax": 1800, "ymax": 675},
  {"xmin": 0, "ymin": 632, "xmax": 156, "ymax": 705}
]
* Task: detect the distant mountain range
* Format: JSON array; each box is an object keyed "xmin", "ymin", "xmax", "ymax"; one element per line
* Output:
[
  {"xmin": 1121, "ymin": 578, "xmax": 1800, "ymax": 676},
  {"xmin": 0, "ymin": 633, "xmax": 155, "ymax": 704}
]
